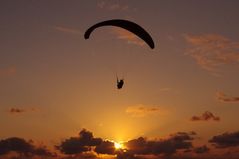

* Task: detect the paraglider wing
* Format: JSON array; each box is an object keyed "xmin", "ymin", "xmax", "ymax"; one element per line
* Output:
[{"xmin": 84, "ymin": 19, "xmax": 155, "ymax": 49}]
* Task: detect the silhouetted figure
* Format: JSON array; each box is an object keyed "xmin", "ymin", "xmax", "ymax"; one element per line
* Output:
[{"xmin": 117, "ymin": 78, "xmax": 124, "ymax": 89}]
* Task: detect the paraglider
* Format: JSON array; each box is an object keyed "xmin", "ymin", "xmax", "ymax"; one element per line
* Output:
[{"xmin": 84, "ymin": 19, "xmax": 155, "ymax": 89}]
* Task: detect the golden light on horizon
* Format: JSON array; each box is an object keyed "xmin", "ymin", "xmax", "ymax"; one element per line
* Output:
[{"xmin": 114, "ymin": 141, "xmax": 124, "ymax": 149}]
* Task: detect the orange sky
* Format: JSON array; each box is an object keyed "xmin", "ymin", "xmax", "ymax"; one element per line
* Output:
[{"xmin": 1, "ymin": 0, "xmax": 239, "ymax": 158}]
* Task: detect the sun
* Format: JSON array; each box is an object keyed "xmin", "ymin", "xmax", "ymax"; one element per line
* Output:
[{"xmin": 114, "ymin": 141, "xmax": 123, "ymax": 149}]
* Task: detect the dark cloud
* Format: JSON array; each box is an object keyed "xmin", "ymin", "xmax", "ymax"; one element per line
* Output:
[
  {"xmin": 191, "ymin": 111, "xmax": 220, "ymax": 121},
  {"xmin": 56, "ymin": 129, "xmax": 102, "ymax": 154},
  {"xmin": 124, "ymin": 137, "xmax": 148, "ymax": 155},
  {"xmin": 209, "ymin": 131, "xmax": 239, "ymax": 148},
  {"xmin": 8, "ymin": 107, "xmax": 38, "ymax": 114},
  {"xmin": 116, "ymin": 150, "xmax": 139, "ymax": 159},
  {"xmin": 34, "ymin": 146, "xmax": 56, "ymax": 157},
  {"xmin": 95, "ymin": 140, "xmax": 115, "ymax": 155},
  {"xmin": 9, "ymin": 108, "xmax": 26, "ymax": 114},
  {"xmin": 124, "ymin": 132, "xmax": 195, "ymax": 156},
  {"xmin": 3, "ymin": 130, "xmax": 239, "ymax": 159},
  {"xmin": 155, "ymin": 153, "xmax": 239, "ymax": 159},
  {"xmin": 216, "ymin": 91, "xmax": 239, "ymax": 103},
  {"xmin": 0, "ymin": 137, "xmax": 54, "ymax": 157},
  {"xmin": 0, "ymin": 137, "xmax": 33, "ymax": 155},
  {"xmin": 77, "ymin": 129, "xmax": 102, "ymax": 146},
  {"xmin": 56, "ymin": 129, "xmax": 196, "ymax": 158},
  {"xmin": 60, "ymin": 152, "xmax": 98, "ymax": 159},
  {"xmin": 194, "ymin": 145, "xmax": 209, "ymax": 154}
]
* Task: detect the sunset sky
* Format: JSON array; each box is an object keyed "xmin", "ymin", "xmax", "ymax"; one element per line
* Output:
[{"xmin": 1, "ymin": 1, "xmax": 239, "ymax": 158}]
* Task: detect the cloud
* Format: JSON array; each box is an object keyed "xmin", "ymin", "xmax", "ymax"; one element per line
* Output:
[
  {"xmin": 216, "ymin": 91, "xmax": 239, "ymax": 103},
  {"xmin": 154, "ymin": 153, "xmax": 239, "ymax": 159},
  {"xmin": 60, "ymin": 152, "xmax": 98, "ymax": 159},
  {"xmin": 0, "ymin": 137, "xmax": 33, "ymax": 155},
  {"xmin": 95, "ymin": 140, "xmax": 115, "ymax": 155},
  {"xmin": 57, "ymin": 129, "xmax": 117, "ymax": 157},
  {"xmin": 111, "ymin": 28, "xmax": 145, "ymax": 47},
  {"xmin": 184, "ymin": 34, "xmax": 239, "ymax": 72},
  {"xmin": 209, "ymin": 131, "xmax": 239, "ymax": 148},
  {"xmin": 126, "ymin": 105, "xmax": 161, "ymax": 117},
  {"xmin": 33, "ymin": 146, "xmax": 56, "ymax": 157},
  {"xmin": 193, "ymin": 145, "xmax": 210, "ymax": 154},
  {"xmin": 8, "ymin": 107, "xmax": 38, "ymax": 114},
  {"xmin": 0, "ymin": 137, "xmax": 55, "ymax": 157},
  {"xmin": 9, "ymin": 108, "xmax": 25, "ymax": 113},
  {"xmin": 0, "ymin": 66, "xmax": 16, "ymax": 77},
  {"xmin": 56, "ymin": 129, "xmax": 197, "ymax": 158},
  {"xmin": 4, "ymin": 129, "xmax": 239, "ymax": 159},
  {"xmin": 53, "ymin": 26, "xmax": 82, "ymax": 35},
  {"xmin": 190, "ymin": 111, "xmax": 220, "ymax": 121},
  {"xmin": 56, "ymin": 129, "xmax": 102, "ymax": 154},
  {"xmin": 116, "ymin": 150, "xmax": 138, "ymax": 159},
  {"xmin": 124, "ymin": 132, "xmax": 195, "ymax": 156},
  {"xmin": 97, "ymin": 1, "xmax": 129, "ymax": 11},
  {"xmin": 1, "ymin": 130, "xmax": 239, "ymax": 159}
]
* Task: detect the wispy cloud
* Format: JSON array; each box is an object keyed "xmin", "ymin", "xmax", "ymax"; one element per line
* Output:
[
  {"xmin": 53, "ymin": 26, "xmax": 82, "ymax": 35},
  {"xmin": 184, "ymin": 34, "xmax": 239, "ymax": 72},
  {"xmin": 191, "ymin": 111, "xmax": 220, "ymax": 121},
  {"xmin": 111, "ymin": 27, "xmax": 145, "ymax": 47},
  {"xmin": 8, "ymin": 107, "xmax": 38, "ymax": 114},
  {"xmin": 9, "ymin": 108, "xmax": 25, "ymax": 114},
  {"xmin": 216, "ymin": 91, "xmax": 239, "ymax": 103},
  {"xmin": 0, "ymin": 66, "xmax": 16, "ymax": 77},
  {"xmin": 125, "ymin": 105, "xmax": 162, "ymax": 117},
  {"xmin": 97, "ymin": 0, "xmax": 129, "ymax": 11}
]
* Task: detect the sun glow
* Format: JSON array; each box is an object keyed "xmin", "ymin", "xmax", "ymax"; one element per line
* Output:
[{"xmin": 114, "ymin": 141, "xmax": 124, "ymax": 149}]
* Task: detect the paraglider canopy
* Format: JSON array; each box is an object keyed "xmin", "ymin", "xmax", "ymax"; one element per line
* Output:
[{"xmin": 84, "ymin": 19, "xmax": 155, "ymax": 49}]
